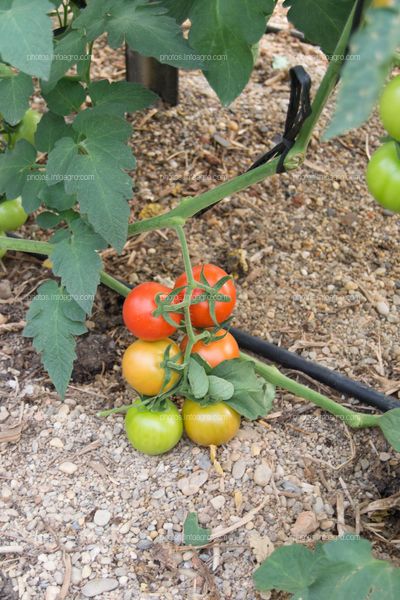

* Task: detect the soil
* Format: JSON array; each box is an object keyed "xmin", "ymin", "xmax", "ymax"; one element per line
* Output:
[{"xmin": 1, "ymin": 12, "xmax": 400, "ymax": 600}]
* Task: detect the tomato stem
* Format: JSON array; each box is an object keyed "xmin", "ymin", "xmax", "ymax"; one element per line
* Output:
[{"xmin": 240, "ymin": 352, "xmax": 380, "ymax": 429}]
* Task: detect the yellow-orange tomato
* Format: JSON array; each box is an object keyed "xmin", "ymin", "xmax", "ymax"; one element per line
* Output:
[
  {"xmin": 182, "ymin": 398, "xmax": 240, "ymax": 446},
  {"xmin": 122, "ymin": 338, "xmax": 182, "ymax": 396},
  {"xmin": 181, "ymin": 329, "xmax": 240, "ymax": 368}
]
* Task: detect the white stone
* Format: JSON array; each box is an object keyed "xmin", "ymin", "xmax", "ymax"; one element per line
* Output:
[
  {"xmin": 81, "ymin": 578, "xmax": 119, "ymax": 597},
  {"xmin": 254, "ymin": 464, "xmax": 272, "ymax": 487},
  {"xmin": 178, "ymin": 470, "xmax": 208, "ymax": 496},
  {"xmin": 376, "ymin": 301, "xmax": 390, "ymax": 316},
  {"xmin": 210, "ymin": 495, "xmax": 226, "ymax": 510},
  {"xmin": 49, "ymin": 437, "xmax": 64, "ymax": 448},
  {"xmin": 45, "ymin": 586, "xmax": 60, "ymax": 600},
  {"xmin": 58, "ymin": 462, "xmax": 78, "ymax": 475},
  {"xmin": 93, "ymin": 509, "xmax": 111, "ymax": 527}
]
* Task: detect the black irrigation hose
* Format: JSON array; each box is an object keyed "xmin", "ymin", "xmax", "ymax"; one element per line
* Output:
[{"xmin": 230, "ymin": 328, "xmax": 400, "ymax": 413}]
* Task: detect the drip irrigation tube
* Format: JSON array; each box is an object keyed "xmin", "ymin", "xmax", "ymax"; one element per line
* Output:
[{"xmin": 230, "ymin": 327, "xmax": 400, "ymax": 413}]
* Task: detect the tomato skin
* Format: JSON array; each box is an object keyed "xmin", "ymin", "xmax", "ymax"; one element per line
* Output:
[
  {"xmin": 379, "ymin": 76, "xmax": 400, "ymax": 140},
  {"xmin": 12, "ymin": 108, "xmax": 41, "ymax": 146},
  {"xmin": 174, "ymin": 264, "xmax": 236, "ymax": 328},
  {"xmin": 0, "ymin": 197, "xmax": 27, "ymax": 231},
  {"xmin": 181, "ymin": 329, "xmax": 240, "ymax": 368},
  {"xmin": 182, "ymin": 398, "xmax": 240, "ymax": 446},
  {"xmin": 125, "ymin": 399, "xmax": 183, "ymax": 455},
  {"xmin": 122, "ymin": 338, "xmax": 182, "ymax": 396},
  {"xmin": 122, "ymin": 282, "xmax": 181, "ymax": 341},
  {"xmin": 366, "ymin": 142, "xmax": 400, "ymax": 212}
]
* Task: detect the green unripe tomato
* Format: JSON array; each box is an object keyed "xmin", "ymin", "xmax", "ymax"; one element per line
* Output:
[
  {"xmin": 366, "ymin": 141, "xmax": 400, "ymax": 212},
  {"xmin": 0, "ymin": 231, "xmax": 6, "ymax": 259},
  {"xmin": 379, "ymin": 76, "xmax": 400, "ymax": 140},
  {"xmin": 12, "ymin": 108, "xmax": 42, "ymax": 146},
  {"xmin": 124, "ymin": 399, "xmax": 183, "ymax": 455},
  {"xmin": 0, "ymin": 197, "xmax": 27, "ymax": 231}
]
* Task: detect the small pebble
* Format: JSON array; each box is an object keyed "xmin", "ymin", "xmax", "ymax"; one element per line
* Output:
[
  {"xmin": 0, "ymin": 280, "xmax": 11, "ymax": 299},
  {"xmin": 45, "ymin": 586, "xmax": 60, "ymax": 600},
  {"xmin": 93, "ymin": 509, "xmax": 111, "ymax": 527},
  {"xmin": 379, "ymin": 452, "xmax": 391, "ymax": 462},
  {"xmin": 232, "ymin": 458, "xmax": 247, "ymax": 479},
  {"xmin": 81, "ymin": 578, "xmax": 119, "ymax": 597},
  {"xmin": 58, "ymin": 462, "xmax": 78, "ymax": 475},
  {"xmin": 210, "ymin": 495, "xmax": 226, "ymax": 510},
  {"xmin": 376, "ymin": 301, "xmax": 390, "ymax": 317},
  {"xmin": 49, "ymin": 437, "xmax": 64, "ymax": 448},
  {"xmin": 254, "ymin": 464, "xmax": 272, "ymax": 487}
]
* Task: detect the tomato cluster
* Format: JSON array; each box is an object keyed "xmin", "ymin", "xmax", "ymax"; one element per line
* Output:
[
  {"xmin": 366, "ymin": 76, "xmax": 400, "ymax": 212},
  {"xmin": 121, "ymin": 264, "xmax": 241, "ymax": 455}
]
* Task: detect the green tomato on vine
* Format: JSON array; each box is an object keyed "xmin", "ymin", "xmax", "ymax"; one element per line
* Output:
[
  {"xmin": 379, "ymin": 76, "xmax": 400, "ymax": 141},
  {"xmin": 0, "ymin": 197, "xmax": 27, "ymax": 231},
  {"xmin": 366, "ymin": 141, "xmax": 400, "ymax": 212},
  {"xmin": 0, "ymin": 231, "xmax": 6, "ymax": 259},
  {"xmin": 11, "ymin": 108, "xmax": 41, "ymax": 147}
]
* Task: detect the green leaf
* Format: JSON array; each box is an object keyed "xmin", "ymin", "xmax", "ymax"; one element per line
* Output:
[
  {"xmin": 162, "ymin": 0, "xmax": 195, "ymax": 22},
  {"xmin": 283, "ymin": 0, "xmax": 354, "ymax": 55},
  {"xmin": 0, "ymin": 140, "xmax": 37, "ymax": 199},
  {"xmin": 46, "ymin": 29, "xmax": 89, "ymax": 89},
  {"xmin": 213, "ymin": 358, "xmax": 275, "ymax": 419},
  {"xmin": 43, "ymin": 78, "xmax": 86, "ymax": 116},
  {"xmin": 39, "ymin": 182, "xmax": 76, "ymax": 211},
  {"xmin": 45, "ymin": 109, "xmax": 134, "ymax": 252},
  {"xmin": 73, "ymin": 0, "xmax": 203, "ymax": 70},
  {"xmin": 325, "ymin": 7, "xmax": 400, "ymax": 139},
  {"xmin": 36, "ymin": 210, "xmax": 64, "ymax": 228},
  {"xmin": 379, "ymin": 408, "xmax": 400, "ymax": 452},
  {"xmin": 207, "ymin": 375, "xmax": 234, "ymax": 401},
  {"xmin": 35, "ymin": 112, "xmax": 73, "ymax": 153},
  {"xmin": 254, "ymin": 544, "xmax": 322, "ymax": 593},
  {"xmin": 183, "ymin": 513, "xmax": 211, "ymax": 547},
  {"xmin": 23, "ymin": 280, "xmax": 87, "ymax": 398},
  {"xmin": 254, "ymin": 535, "xmax": 400, "ymax": 599},
  {"xmin": 89, "ymin": 80, "xmax": 158, "ymax": 115},
  {"xmin": 0, "ymin": 71, "xmax": 33, "ymax": 125},
  {"xmin": 50, "ymin": 218, "xmax": 106, "ymax": 314},
  {"xmin": 0, "ymin": 0, "xmax": 54, "ymax": 80},
  {"xmin": 188, "ymin": 0, "xmax": 275, "ymax": 104},
  {"xmin": 188, "ymin": 357, "xmax": 209, "ymax": 399},
  {"xmin": 21, "ymin": 177, "xmax": 44, "ymax": 212}
]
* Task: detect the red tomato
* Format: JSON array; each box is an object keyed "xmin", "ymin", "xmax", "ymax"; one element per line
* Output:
[
  {"xmin": 174, "ymin": 264, "xmax": 236, "ymax": 328},
  {"xmin": 181, "ymin": 329, "xmax": 240, "ymax": 367},
  {"xmin": 122, "ymin": 282, "xmax": 181, "ymax": 341}
]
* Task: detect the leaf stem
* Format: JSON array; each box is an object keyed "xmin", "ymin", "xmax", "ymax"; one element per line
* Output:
[
  {"xmin": 0, "ymin": 237, "xmax": 52, "ymax": 255},
  {"xmin": 99, "ymin": 271, "xmax": 131, "ymax": 297},
  {"xmin": 240, "ymin": 352, "xmax": 379, "ymax": 429}
]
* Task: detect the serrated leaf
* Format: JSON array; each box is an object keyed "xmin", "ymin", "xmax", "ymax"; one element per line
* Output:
[
  {"xmin": 21, "ymin": 177, "xmax": 44, "ymax": 212},
  {"xmin": 23, "ymin": 280, "xmax": 87, "ymax": 397},
  {"xmin": 45, "ymin": 29, "xmax": 89, "ymax": 89},
  {"xmin": 36, "ymin": 210, "xmax": 64, "ymax": 228},
  {"xmin": 378, "ymin": 408, "xmax": 400, "ymax": 451},
  {"xmin": 161, "ymin": 0, "xmax": 195, "ymax": 22},
  {"xmin": 207, "ymin": 375, "xmax": 234, "ymax": 401},
  {"xmin": 188, "ymin": 357, "xmax": 209, "ymax": 399},
  {"xmin": 183, "ymin": 512, "xmax": 211, "ymax": 547},
  {"xmin": 254, "ymin": 535, "xmax": 400, "ymax": 599},
  {"xmin": 89, "ymin": 80, "xmax": 158, "ymax": 115},
  {"xmin": 43, "ymin": 78, "xmax": 86, "ymax": 116},
  {"xmin": 35, "ymin": 112, "xmax": 74, "ymax": 153},
  {"xmin": 0, "ymin": 71, "xmax": 33, "ymax": 125},
  {"xmin": 283, "ymin": 0, "xmax": 354, "ymax": 55},
  {"xmin": 45, "ymin": 110, "xmax": 134, "ymax": 252},
  {"xmin": 213, "ymin": 358, "xmax": 275, "ymax": 419},
  {"xmin": 0, "ymin": 0, "xmax": 54, "ymax": 80},
  {"xmin": 39, "ymin": 182, "xmax": 76, "ymax": 211},
  {"xmin": 325, "ymin": 7, "xmax": 400, "ymax": 139},
  {"xmin": 73, "ymin": 0, "xmax": 203, "ymax": 70},
  {"xmin": 50, "ymin": 218, "xmax": 106, "ymax": 313},
  {"xmin": 188, "ymin": 0, "xmax": 275, "ymax": 104},
  {"xmin": 0, "ymin": 140, "xmax": 38, "ymax": 199}
]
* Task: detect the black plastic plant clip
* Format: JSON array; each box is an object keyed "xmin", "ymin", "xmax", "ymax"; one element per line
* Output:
[{"xmin": 247, "ymin": 65, "xmax": 312, "ymax": 174}]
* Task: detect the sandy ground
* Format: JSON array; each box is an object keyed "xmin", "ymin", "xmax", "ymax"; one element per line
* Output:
[{"xmin": 1, "ymin": 18, "xmax": 400, "ymax": 600}]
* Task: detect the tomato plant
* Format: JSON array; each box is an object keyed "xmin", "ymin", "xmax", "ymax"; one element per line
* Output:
[
  {"xmin": 0, "ymin": 231, "xmax": 6, "ymax": 259},
  {"xmin": 0, "ymin": 197, "xmax": 27, "ymax": 231},
  {"xmin": 366, "ymin": 141, "xmax": 400, "ymax": 212},
  {"xmin": 125, "ymin": 399, "xmax": 183, "ymax": 455},
  {"xmin": 174, "ymin": 264, "xmax": 236, "ymax": 328},
  {"xmin": 181, "ymin": 329, "xmax": 240, "ymax": 368},
  {"xmin": 122, "ymin": 338, "xmax": 182, "ymax": 396},
  {"xmin": 182, "ymin": 398, "xmax": 241, "ymax": 446},
  {"xmin": 379, "ymin": 76, "xmax": 400, "ymax": 141},
  {"xmin": 122, "ymin": 282, "xmax": 181, "ymax": 341}
]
